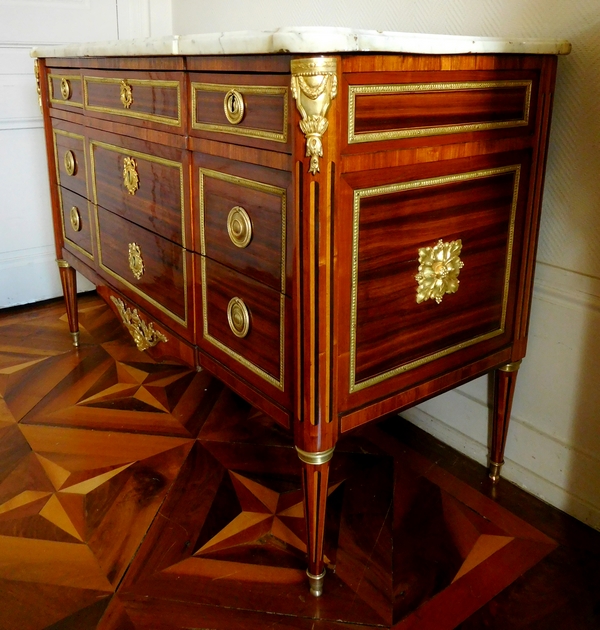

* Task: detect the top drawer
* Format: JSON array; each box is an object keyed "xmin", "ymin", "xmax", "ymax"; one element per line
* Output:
[
  {"xmin": 190, "ymin": 73, "xmax": 291, "ymax": 152},
  {"xmin": 47, "ymin": 69, "xmax": 83, "ymax": 111},
  {"xmin": 82, "ymin": 70, "xmax": 185, "ymax": 133}
]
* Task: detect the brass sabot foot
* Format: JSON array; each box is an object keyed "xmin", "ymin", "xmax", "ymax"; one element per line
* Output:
[
  {"xmin": 307, "ymin": 568, "xmax": 326, "ymax": 597},
  {"xmin": 71, "ymin": 331, "xmax": 80, "ymax": 347},
  {"xmin": 489, "ymin": 460, "xmax": 504, "ymax": 483}
]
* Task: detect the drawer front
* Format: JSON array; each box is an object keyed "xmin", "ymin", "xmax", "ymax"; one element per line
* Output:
[
  {"xmin": 199, "ymin": 257, "xmax": 286, "ymax": 393},
  {"xmin": 347, "ymin": 153, "xmax": 531, "ymax": 393},
  {"xmin": 83, "ymin": 70, "xmax": 184, "ymax": 131},
  {"xmin": 197, "ymin": 158, "xmax": 289, "ymax": 293},
  {"xmin": 191, "ymin": 73, "xmax": 290, "ymax": 150},
  {"xmin": 90, "ymin": 138, "xmax": 187, "ymax": 247},
  {"xmin": 96, "ymin": 206, "xmax": 191, "ymax": 339},
  {"xmin": 59, "ymin": 187, "xmax": 93, "ymax": 261},
  {"xmin": 48, "ymin": 70, "xmax": 83, "ymax": 110},
  {"xmin": 346, "ymin": 70, "xmax": 538, "ymax": 149},
  {"xmin": 99, "ymin": 286, "xmax": 195, "ymax": 368},
  {"xmin": 53, "ymin": 128, "xmax": 88, "ymax": 199}
]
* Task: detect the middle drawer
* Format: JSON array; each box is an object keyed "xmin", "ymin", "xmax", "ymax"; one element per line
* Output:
[
  {"xmin": 89, "ymin": 131, "xmax": 191, "ymax": 248},
  {"xmin": 95, "ymin": 206, "xmax": 193, "ymax": 342},
  {"xmin": 194, "ymin": 152, "xmax": 292, "ymax": 295}
]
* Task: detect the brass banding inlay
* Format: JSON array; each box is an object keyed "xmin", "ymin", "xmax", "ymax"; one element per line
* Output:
[
  {"xmin": 295, "ymin": 446, "xmax": 335, "ymax": 466},
  {"xmin": 224, "ymin": 89, "xmax": 244, "ymax": 125},
  {"xmin": 69, "ymin": 206, "xmax": 81, "ymax": 232},
  {"xmin": 227, "ymin": 297, "xmax": 250, "ymax": 338},
  {"xmin": 348, "ymin": 80, "xmax": 533, "ymax": 144},
  {"xmin": 192, "ymin": 82, "xmax": 288, "ymax": 142},
  {"xmin": 128, "ymin": 242, "xmax": 144, "ymax": 280},
  {"xmin": 227, "ymin": 206, "xmax": 252, "ymax": 248},
  {"xmin": 60, "ymin": 78, "xmax": 71, "ymax": 100},
  {"xmin": 350, "ymin": 164, "xmax": 521, "ymax": 393},
  {"xmin": 64, "ymin": 150, "xmax": 76, "ymax": 176},
  {"xmin": 499, "ymin": 360, "xmax": 522, "ymax": 373}
]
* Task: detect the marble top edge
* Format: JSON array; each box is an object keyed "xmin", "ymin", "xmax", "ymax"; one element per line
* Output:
[{"xmin": 31, "ymin": 26, "xmax": 572, "ymax": 58}]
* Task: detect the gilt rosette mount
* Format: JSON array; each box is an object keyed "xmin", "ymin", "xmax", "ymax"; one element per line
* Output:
[
  {"xmin": 415, "ymin": 239, "xmax": 465, "ymax": 304},
  {"xmin": 110, "ymin": 296, "xmax": 168, "ymax": 352},
  {"xmin": 291, "ymin": 57, "xmax": 338, "ymax": 175}
]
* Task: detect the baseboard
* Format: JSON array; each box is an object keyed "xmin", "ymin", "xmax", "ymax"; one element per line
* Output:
[
  {"xmin": 0, "ymin": 247, "xmax": 95, "ymax": 308},
  {"xmin": 402, "ymin": 397, "xmax": 600, "ymax": 532}
]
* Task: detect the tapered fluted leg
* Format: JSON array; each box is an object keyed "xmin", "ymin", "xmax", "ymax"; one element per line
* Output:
[
  {"xmin": 489, "ymin": 360, "xmax": 521, "ymax": 482},
  {"xmin": 57, "ymin": 259, "xmax": 79, "ymax": 347},
  {"xmin": 296, "ymin": 445, "xmax": 334, "ymax": 597}
]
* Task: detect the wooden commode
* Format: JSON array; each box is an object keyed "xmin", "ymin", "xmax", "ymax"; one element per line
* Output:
[{"xmin": 32, "ymin": 27, "xmax": 571, "ymax": 596}]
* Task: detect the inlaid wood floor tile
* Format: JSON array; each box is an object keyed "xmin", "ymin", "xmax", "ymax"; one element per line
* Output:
[{"xmin": 2, "ymin": 295, "xmax": 582, "ymax": 629}]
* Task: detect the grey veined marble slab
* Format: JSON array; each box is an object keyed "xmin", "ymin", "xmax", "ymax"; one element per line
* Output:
[{"xmin": 31, "ymin": 26, "xmax": 571, "ymax": 58}]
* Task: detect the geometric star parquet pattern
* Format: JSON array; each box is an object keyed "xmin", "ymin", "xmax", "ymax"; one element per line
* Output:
[{"xmin": 0, "ymin": 294, "xmax": 557, "ymax": 630}]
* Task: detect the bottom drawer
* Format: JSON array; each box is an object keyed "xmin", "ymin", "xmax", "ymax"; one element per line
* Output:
[
  {"xmin": 95, "ymin": 206, "xmax": 193, "ymax": 341},
  {"xmin": 60, "ymin": 187, "xmax": 94, "ymax": 262},
  {"xmin": 98, "ymin": 285, "xmax": 196, "ymax": 367},
  {"xmin": 197, "ymin": 256, "xmax": 290, "ymax": 406}
]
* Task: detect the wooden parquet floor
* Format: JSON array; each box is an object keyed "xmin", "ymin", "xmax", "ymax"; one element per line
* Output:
[{"xmin": 0, "ymin": 293, "xmax": 598, "ymax": 630}]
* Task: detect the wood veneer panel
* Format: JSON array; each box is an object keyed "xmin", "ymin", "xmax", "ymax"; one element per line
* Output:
[
  {"xmin": 195, "ymin": 152, "xmax": 292, "ymax": 292},
  {"xmin": 83, "ymin": 69, "xmax": 186, "ymax": 134},
  {"xmin": 199, "ymin": 257, "xmax": 287, "ymax": 391},
  {"xmin": 95, "ymin": 207, "xmax": 193, "ymax": 340},
  {"xmin": 45, "ymin": 56, "xmax": 186, "ymax": 71},
  {"xmin": 88, "ymin": 127, "xmax": 191, "ymax": 248}
]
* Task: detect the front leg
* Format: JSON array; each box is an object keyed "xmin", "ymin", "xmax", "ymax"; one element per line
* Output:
[
  {"xmin": 295, "ymin": 445, "xmax": 335, "ymax": 597},
  {"xmin": 57, "ymin": 259, "xmax": 79, "ymax": 347},
  {"xmin": 489, "ymin": 360, "xmax": 522, "ymax": 482}
]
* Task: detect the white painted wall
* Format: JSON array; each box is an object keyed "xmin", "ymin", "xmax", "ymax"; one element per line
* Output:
[
  {"xmin": 171, "ymin": 0, "xmax": 600, "ymax": 530},
  {"xmin": 0, "ymin": 0, "xmax": 172, "ymax": 308}
]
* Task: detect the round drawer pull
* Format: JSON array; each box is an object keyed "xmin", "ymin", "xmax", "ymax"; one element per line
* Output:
[
  {"xmin": 128, "ymin": 242, "xmax": 144, "ymax": 280},
  {"xmin": 64, "ymin": 150, "xmax": 77, "ymax": 176},
  {"xmin": 69, "ymin": 206, "xmax": 81, "ymax": 232},
  {"xmin": 60, "ymin": 78, "xmax": 72, "ymax": 100},
  {"xmin": 227, "ymin": 206, "xmax": 253, "ymax": 248},
  {"xmin": 224, "ymin": 89, "xmax": 244, "ymax": 125},
  {"xmin": 120, "ymin": 79, "xmax": 133, "ymax": 109},
  {"xmin": 227, "ymin": 297, "xmax": 250, "ymax": 338}
]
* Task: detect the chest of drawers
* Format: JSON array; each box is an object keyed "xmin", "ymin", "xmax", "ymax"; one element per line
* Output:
[{"xmin": 33, "ymin": 29, "xmax": 569, "ymax": 596}]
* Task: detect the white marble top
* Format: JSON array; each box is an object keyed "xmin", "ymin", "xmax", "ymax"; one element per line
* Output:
[{"xmin": 31, "ymin": 26, "xmax": 571, "ymax": 59}]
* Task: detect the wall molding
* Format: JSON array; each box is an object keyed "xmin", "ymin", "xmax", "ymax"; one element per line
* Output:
[
  {"xmin": 0, "ymin": 117, "xmax": 43, "ymax": 131},
  {"xmin": 402, "ymin": 404, "xmax": 600, "ymax": 531}
]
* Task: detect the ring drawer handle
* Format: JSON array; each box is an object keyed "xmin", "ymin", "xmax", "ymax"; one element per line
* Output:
[
  {"xmin": 69, "ymin": 206, "xmax": 81, "ymax": 232},
  {"xmin": 128, "ymin": 242, "xmax": 144, "ymax": 280},
  {"xmin": 64, "ymin": 150, "xmax": 76, "ymax": 176},
  {"xmin": 224, "ymin": 89, "xmax": 244, "ymax": 125},
  {"xmin": 227, "ymin": 297, "xmax": 250, "ymax": 338},
  {"xmin": 120, "ymin": 79, "xmax": 133, "ymax": 109},
  {"xmin": 415, "ymin": 238, "xmax": 464, "ymax": 304},
  {"xmin": 60, "ymin": 78, "xmax": 71, "ymax": 100},
  {"xmin": 227, "ymin": 206, "xmax": 252, "ymax": 248}
]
